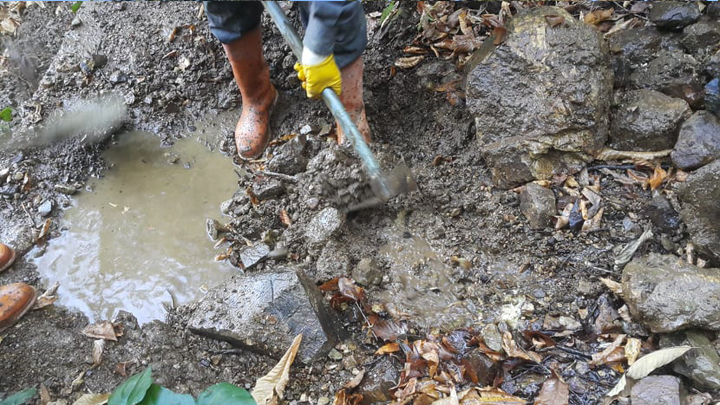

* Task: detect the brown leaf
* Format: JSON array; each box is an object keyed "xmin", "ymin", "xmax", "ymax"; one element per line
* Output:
[
  {"xmin": 534, "ymin": 374, "xmax": 569, "ymax": 405},
  {"xmin": 82, "ymin": 321, "xmax": 118, "ymax": 341},
  {"xmin": 375, "ymin": 342, "xmax": 400, "ymax": 355},
  {"xmin": 115, "ymin": 361, "xmax": 133, "ymax": 377},
  {"xmin": 34, "ymin": 281, "xmax": 59, "ymax": 310},
  {"xmin": 461, "ymin": 387, "xmax": 525, "ymax": 403},
  {"xmin": 168, "ymin": 27, "xmax": 179, "ymax": 42},
  {"xmin": 648, "ymin": 165, "xmax": 667, "ymax": 190},
  {"xmin": 246, "ymin": 186, "xmax": 259, "ymax": 205},
  {"xmin": 394, "ymin": 56, "xmax": 425, "ymax": 69},
  {"xmin": 279, "ymin": 209, "xmax": 292, "ymax": 227},
  {"xmin": 625, "ymin": 337, "xmax": 642, "ymax": 366},
  {"xmin": 368, "ymin": 314, "xmax": 407, "ymax": 341},
  {"xmin": 338, "ymin": 277, "xmax": 365, "ymax": 301},
  {"xmin": 394, "ymin": 378, "xmax": 418, "ymax": 401},
  {"xmin": 522, "ymin": 331, "xmax": 556, "ymax": 349},
  {"xmin": 545, "ymin": 14, "xmax": 565, "ymax": 27},
  {"xmin": 584, "ymin": 8, "xmax": 614, "ymax": 25},
  {"xmin": 318, "ymin": 277, "xmax": 340, "ymax": 292},
  {"xmin": 403, "ymin": 46, "xmax": 429, "ymax": 55},
  {"xmin": 268, "ymin": 133, "xmax": 297, "ymax": 147},
  {"xmin": 492, "ymin": 26, "xmax": 508, "ymax": 45},
  {"xmin": 252, "ymin": 334, "xmax": 303, "ymax": 405},
  {"xmin": 590, "ymin": 334, "xmax": 626, "ymax": 366},
  {"xmin": 40, "ymin": 383, "xmax": 51, "ymax": 405},
  {"xmin": 92, "ymin": 339, "xmax": 105, "ymax": 368},
  {"xmin": 501, "ymin": 332, "xmax": 542, "ymax": 363}
]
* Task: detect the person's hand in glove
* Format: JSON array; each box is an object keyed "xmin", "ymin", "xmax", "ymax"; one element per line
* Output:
[{"xmin": 294, "ymin": 47, "xmax": 342, "ymax": 98}]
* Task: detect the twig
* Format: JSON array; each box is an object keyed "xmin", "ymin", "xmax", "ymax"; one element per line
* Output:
[
  {"xmin": 553, "ymin": 345, "xmax": 592, "ymax": 360},
  {"xmin": 247, "ymin": 168, "xmax": 299, "ymax": 183},
  {"xmin": 21, "ymin": 202, "xmax": 37, "ymax": 228},
  {"xmin": 355, "ymin": 301, "xmax": 379, "ymax": 341}
]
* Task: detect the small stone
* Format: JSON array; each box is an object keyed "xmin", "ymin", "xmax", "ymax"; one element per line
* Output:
[
  {"xmin": 12, "ymin": 172, "xmax": 23, "ymax": 181},
  {"xmin": 681, "ymin": 19, "xmax": 720, "ymax": 51},
  {"xmin": 305, "ymin": 208, "xmax": 345, "ymax": 245},
  {"xmin": 341, "ymin": 354, "xmax": 358, "ymax": 370},
  {"xmin": 38, "ymin": 200, "xmax": 53, "ymax": 217},
  {"xmin": 0, "ymin": 168, "xmax": 8, "ymax": 182},
  {"xmin": 164, "ymin": 152, "xmax": 179, "ymax": 164},
  {"xmin": 327, "ymin": 348, "xmax": 342, "ymax": 361},
  {"xmin": 481, "ymin": 324, "xmax": 503, "ymax": 353},
  {"xmin": 54, "ymin": 184, "xmax": 77, "ymax": 195},
  {"xmin": 239, "ymin": 243, "xmax": 270, "ymax": 269},
  {"xmin": 543, "ymin": 314, "xmax": 582, "ymax": 331},
  {"xmin": 143, "ymin": 96, "xmax": 153, "ymax": 105},
  {"xmin": 464, "ymin": 349, "xmax": 499, "ymax": 386},
  {"xmin": 352, "ymin": 258, "xmax": 383, "ymax": 286},
  {"xmin": 705, "ymin": 78, "xmax": 719, "ymax": 116},
  {"xmin": 109, "ymin": 71, "xmax": 128, "ymax": 85},
  {"xmin": 40, "ymin": 75, "xmax": 56, "ymax": 88},
  {"xmin": 205, "ymin": 219, "xmax": 223, "ymax": 242},
  {"xmin": 356, "ymin": 357, "xmax": 399, "ymax": 404},
  {"xmin": 266, "ymin": 135, "xmax": 308, "ymax": 175},
  {"xmin": 71, "ymin": 16, "xmax": 82, "ymax": 28},
  {"xmin": 220, "ymin": 199, "xmax": 233, "ymax": 216},
  {"xmin": 317, "ymin": 397, "xmax": 330, "ymax": 405},
  {"xmin": 519, "ymin": 183, "xmax": 556, "ymax": 229},
  {"xmin": 649, "ymin": 2, "xmax": 700, "ymax": 30},
  {"xmin": 124, "ymin": 92, "xmax": 136, "ymax": 105},
  {"xmin": 252, "ymin": 178, "xmax": 285, "ymax": 201},
  {"xmin": 306, "ymin": 198, "xmax": 319, "ymax": 210},
  {"xmin": 622, "ymin": 254, "xmax": 720, "ymax": 332},
  {"xmin": 631, "ymin": 375, "xmax": 683, "ymax": 405},
  {"xmin": 660, "ymin": 330, "xmax": 720, "ymax": 390},
  {"xmin": 299, "ymin": 124, "xmax": 317, "ymax": 136},
  {"xmin": 645, "ymin": 194, "xmax": 681, "ymax": 235}
]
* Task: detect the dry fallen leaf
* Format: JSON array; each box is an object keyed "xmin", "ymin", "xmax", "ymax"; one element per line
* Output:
[
  {"xmin": 279, "ymin": 209, "xmax": 292, "ymax": 227},
  {"xmin": 82, "ymin": 321, "xmax": 118, "ymax": 341},
  {"xmin": 71, "ymin": 393, "xmax": 110, "ymax": 405},
  {"xmin": 534, "ymin": 373, "xmax": 569, "ymax": 405},
  {"xmin": 648, "ymin": 166, "xmax": 668, "ymax": 190},
  {"xmin": 545, "ymin": 14, "xmax": 565, "ymax": 27},
  {"xmin": 625, "ymin": 337, "xmax": 642, "ymax": 366},
  {"xmin": 501, "ymin": 331, "xmax": 542, "ymax": 363},
  {"xmin": 606, "ymin": 346, "xmax": 694, "ymax": 397},
  {"xmin": 333, "ymin": 371, "xmax": 365, "ymax": 405},
  {"xmin": 92, "ymin": 339, "xmax": 105, "ymax": 368},
  {"xmin": 584, "ymin": 8, "xmax": 614, "ymax": 25},
  {"xmin": 395, "ymin": 56, "xmax": 425, "ymax": 69},
  {"xmin": 492, "ymin": 26, "xmax": 508, "ymax": 45},
  {"xmin": 338, "ymin": 277, "xmax": 365, "ymax": 301},
  {"xmin": 375, "ymin": 342, "xmax": 401, "ymax": 355},
  {"xmin": 599, "ymin": 277, "xmax": 623, "ymax": 296},
  {"xmin": 459, "ymin": 387, "xmax": 525, "ymax": 404},
  {"xmin": 34, "ymin": 281, "xmax": 59, "ymax": 309},
  {"xmin": 590, "ymin": 334, "xmax": 626, "ymax": 366},
  {"xmin": 252, "ymin": 334, "xmax": 303, "ymax": 405},
  {"xmin": 40, "ymin": 383, "xmax": 51, "ymax": 405},
  {"xmin": 404, "ymin": 46, "xmax": 429, "ymax": 55}
]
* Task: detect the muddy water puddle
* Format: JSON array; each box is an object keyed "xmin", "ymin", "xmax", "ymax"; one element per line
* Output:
[
  {"xmin": 32, "ymin": 131, "xmax": 239, "ymax": 324},
  {"xmin": 379, "ymin": 227, "xmax": 478, "ymax": 332}
]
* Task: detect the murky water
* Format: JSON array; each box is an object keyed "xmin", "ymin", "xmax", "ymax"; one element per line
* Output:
[
  {"xmin": 31, "ymin": 131, "xmax": 239, "ymax": 324},
  {"xmin": 379, "ymin": 226, "xmax": 478, "ymax": 332}
]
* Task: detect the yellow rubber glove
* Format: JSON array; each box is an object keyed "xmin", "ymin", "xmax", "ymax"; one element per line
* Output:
[{"xmin": 294, "ymin": 55, "xmax": 342, "ymax": 99}]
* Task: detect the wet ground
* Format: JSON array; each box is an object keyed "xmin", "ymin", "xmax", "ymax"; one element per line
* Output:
[{"xmin": 1, "ymin": 1, "xmax": 719, "ymax": 404}]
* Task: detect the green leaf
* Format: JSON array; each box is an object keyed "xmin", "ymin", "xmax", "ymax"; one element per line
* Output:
[
  {"xmin": 0, "ymin": 388, "xmax": 37, "ymax": 405},
  {"xmin": 196, "ymin": 383, "xmax": 256, "ymax": 405},
  {"xmin": 0, "ymin": 108, "xmax": 12, "ymax": 122},
  {"xmin": 138, "ymin": 385, "xmax": 195, "ymax": 405},
  {"xmin": 71, "ymin": 1, "xmax": 83, "ymax": 14},
  {"xmin": 108, "ymin": 367, "xmax": 154, "ymax": 405},
  {"xmin": 379, "ymin": 1, "xmax": 397, "ymax": 28}
]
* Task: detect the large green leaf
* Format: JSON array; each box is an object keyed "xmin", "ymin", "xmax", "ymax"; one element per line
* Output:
[
  {"xmin": 0, "ymin": 108, "xmax": 12, "ymax": 122},
  {"xmin": 71, "ymin": 1, "xmax": 82, "ymax": 14},
  {"xmin": 196, "ymin": 383, "xmax": 256, "ymax": 405},
  {"xmin": 108, "ymin": 367, "xmax": 154, "ymax": 405},
  {"xmin": 0, "ymin": 388, "xmax": 37, "ymax": 405},
  {"xmin": 138, "ymin": 384, "xmax": 195, "ymax": 405}
]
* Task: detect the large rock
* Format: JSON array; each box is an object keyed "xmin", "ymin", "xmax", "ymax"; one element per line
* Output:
[
  {"xmin": 464, "ymin": 7, "xmax": 612, "ymax": 188},
  {"xmin": 631, "ymin": 375, "xmax": 683, "ymax": 405},
  {"xmin": 660, "ymin": 330, "xmax": 720, "ymax": 390},
  {"xmin": 681, "ymin": 18, "xmax": 720, "ymax": 52},
  {"xmin": 519, "ymin": 182, "xmax": 556, "ymax": 229},
  {"xmin": 622, "ymin": 254, "xmax": 720, "ymax": 333},
  {"xmin": 649, "ymin": 2, "xmax": 701, "ymax": 30},
  {"xmin": 183, "ymin": 269, "xmax": 344, "ymax": 363},
  {"xmin": 357, "ymin": 357, "xmax": 400, "ymax": 405},
  {"xmin": 609, "ymin": 89, "xmax": 690, "ymax": 151},
  {"xmin": 676, "ymin": 159, "xmax": 720, "ymax": 264},
  {"xmin": 671, "ymin": 111, "xmax": 720, "ymax": 170},
  {"xmin": 628, "ymin": 49, "xmax": 704, "ymax": 109},
  {"xmin": 708, "ymin": 50, "xmax": 720, "ymax": 77}
]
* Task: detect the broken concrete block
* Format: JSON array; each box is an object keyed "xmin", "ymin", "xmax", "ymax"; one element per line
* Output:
[{"xmin": 184, "ymin": 268, "xmax": 344, "ymax": 363}]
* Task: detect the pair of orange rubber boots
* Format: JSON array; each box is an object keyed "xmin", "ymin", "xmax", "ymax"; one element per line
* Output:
[{"xmin": 0, "ymin": 243, "xmax": 36, "ymax": 334}]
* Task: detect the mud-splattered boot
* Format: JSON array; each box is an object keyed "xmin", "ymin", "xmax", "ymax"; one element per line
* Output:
[
  {"xmin": 223, "ymin": 26, "xmax": 278, "ymax": 160},
  {"xmin": 336, "ymin": 57, "xmax": 371, "ymax": 145},
  {"xmin": 0, "ymin": 283, "xmax": 36, "ymax": 333},
  {"xmin": 0, "ymin": 243, "xmax": 15, "ymax": 273}
]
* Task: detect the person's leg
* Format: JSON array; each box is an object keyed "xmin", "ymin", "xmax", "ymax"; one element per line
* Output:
[
  {"xmin": 205, "ymin": 2, "xmax": 277, "ymax": 159},
  {"xmin": 337, "ymin": 56, "xmax": 370, "ymax": 145}
]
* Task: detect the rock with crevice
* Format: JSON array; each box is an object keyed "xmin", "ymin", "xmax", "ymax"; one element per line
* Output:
[
  {"xmin": 671, "ymin": 111, "xmax": 720, "ymax": 171},
  {"xmin": 266, "ymin": 134, "xmax": 308, "ymax": 175},
  {"xmin": 464, "ymin": 6, "xmax": 612, "ymax": 188},
  {"xmin": 676, "ymin": 159, "xmax": 720, "ymax": 264},
  {"xmin": 681, "ymin": 18, "xmax": 720, "ymax": 52},
  {"xmin": 183, "ymin": 268, "xmax": 344, "ymax": 364},
  {"xmin": 622, "ymin": 254, "xmax": 720, "ymax": 333},
  {"xmin": 631, "ymin": 375, "xmax": 683, "ymax": 405},
  {"xmin": 660, "ymin": 330, "xmax": 720, "ymax": 390},
  {"xmin": 649, "ymin": 2, "xmax": 701, "ymax": 30},
  {"xmin": 628, "ymin": 49, "xmax": 704, "ymax": 109},
  {"xmin": 519, "ymin": 183, "xmax": 556, "ymax": 229},
  {"xmin": 609, "ymin": 89, "xmax": 690, "ymax": 152},
  {"xmin": 305, "ymin": 207, "xmax": 345, "ymax": 245}
]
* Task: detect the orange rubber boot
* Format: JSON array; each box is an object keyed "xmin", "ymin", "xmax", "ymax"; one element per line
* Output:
[
  {"xmin": 336, "ymin": 57, "xmax": 371, "ymax": 145},
  {"xmin": 223, "ymin": 26, "xmax": 278, "ymax": 160},
  {"xmin": 0, "ymin": 283, "xmax": 36, "ymax": 333},
  {"xmin": 0, "ymin": 243, "xmax": 15, "ymax": 273}
]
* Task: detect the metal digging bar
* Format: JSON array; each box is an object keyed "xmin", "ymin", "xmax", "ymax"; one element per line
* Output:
[{"xmin": 262, "ymin": 1, "xmax": 416, "ymax": 206}]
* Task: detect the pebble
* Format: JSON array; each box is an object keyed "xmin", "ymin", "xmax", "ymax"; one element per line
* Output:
[
  {"xmin": 38, "ymin": 200, "xmax": 53, "ymax": 217},
  {"xmin": 54, "ymin": 184, "xmax": 77, "ymax": 195},
  {"xmin": 306, "ymin": 198, "xmax": 319, "ymax": 210},
  {"xmin": 71, "ymin": 16, "xmax": 82, "ymax": 28},
  {"xmin": 0, "ymin": 168, "xmax": 8, "ymax": 182},
  {"xmin": 327, "ymin": 348, "xmax": 342, "ymax": 361},
  {"xmin": 109, "ymin": 70, "xmax": 128, "ymax": 85},
  {"xmin": 12, "ymin": 172, "xmax": 23, "ymax": 181}
]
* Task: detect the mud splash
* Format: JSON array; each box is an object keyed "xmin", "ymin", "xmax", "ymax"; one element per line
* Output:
[{"xmin": 31, "ymin": 131, "xmax": 239, "ymax": 324}]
